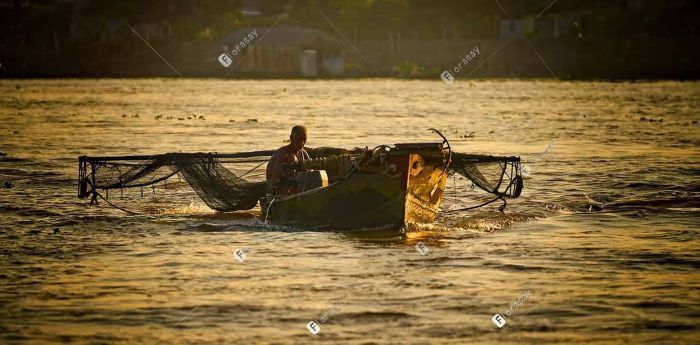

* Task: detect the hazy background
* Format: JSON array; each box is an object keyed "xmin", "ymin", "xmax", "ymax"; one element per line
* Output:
[{"xmin": 1, "ymin": 0, "xmax": 699, "ymax": 79}]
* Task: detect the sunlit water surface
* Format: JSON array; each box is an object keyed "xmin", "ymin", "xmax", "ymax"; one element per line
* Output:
[{"xmin": 1, "ymin": 79, "xmax": 699, "ymax": 344}]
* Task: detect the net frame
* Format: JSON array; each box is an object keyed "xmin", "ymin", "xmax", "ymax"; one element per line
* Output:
[
  {"xmin": 78, "ymin": 151, "xmax": 274, "ymax": 211},
  {"xmin": 77, "ymin": 147, "xmax": 523, "ymax": 214},
  {"xmin": 449, "ymin": 153, "xmax": 523, "ymax": 199}
]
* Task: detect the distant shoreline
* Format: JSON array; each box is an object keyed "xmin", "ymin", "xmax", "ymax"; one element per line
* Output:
[
  {"xmin": 2, "ymin": 75, "xmax": 700, "ymax": 82},
  {"xmin": 3, "ymin": 37, "xmax": 699, "ymax": 81}
]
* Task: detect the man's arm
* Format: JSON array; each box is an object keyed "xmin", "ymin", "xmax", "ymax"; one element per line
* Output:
[
  {"xmin": 266, "ymin": 150, "xmax": 278, "ymax": 182},
  {"xmin": 267, "ymin": 148, "xmax": 292, "ymax": 186}
]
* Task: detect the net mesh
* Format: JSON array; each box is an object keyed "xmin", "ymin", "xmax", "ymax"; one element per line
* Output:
[
  {"xmin": 80, "ymin": 152, "xmax": 271, "ymax": 212},
  {"xmin": 449, "ymin": 153, "xmax": 522, "ymax": 198},
  {"xmin": 78, "ymin": 148, "xmax": 522, "ymax": 213},
  {"xmin": 174, "ymin": 156, "xmax": 266, "ymax": 211}
]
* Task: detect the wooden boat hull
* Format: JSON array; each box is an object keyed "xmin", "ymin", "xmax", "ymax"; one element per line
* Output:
[{"xmin": 262, "ymin": 149, "xmax": 448, "ymax": 230}]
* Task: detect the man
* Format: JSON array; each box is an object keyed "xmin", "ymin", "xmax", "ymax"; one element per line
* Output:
[{"xmin": 266, "ymin": 125, "xmax": 310, "ymax": 190}]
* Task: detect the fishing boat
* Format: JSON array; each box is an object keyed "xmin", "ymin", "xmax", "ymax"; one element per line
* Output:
[
  {"xmin": 77, "ymin": 130, "xmax": 523, "ymax": 229},
  {"xmin": 260, "ymin": 142, "xmax": 450, "ymax": 229}
]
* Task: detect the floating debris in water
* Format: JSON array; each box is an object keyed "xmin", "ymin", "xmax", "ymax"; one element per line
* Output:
[
  {"xmin": 122, "ymin": 114, "xmax": 127, "ymax": 118},
  {"xmin": 131, "ymin": 113, "xmax": 140, "ymax": 118},
  {"xmin": 3, "ymin": 181, "xmax": 13, "ymax": 188},
  {"xmin": 154, "ymin": 114, "xmax": 163, "ymax": 120},
  {"xmin": 15, "ymin": 85, "xmax": 20, "ymax": 90},
  {"xmin": 27, "ymin": 229, "xmax": 41, "ymax": 235},
  {"xmin": 246, "ymin": 119, "xmax": 258, "ymax": 122},
  {"xmin": 166, "ymin": 116, "xmax": 173, "ymax": 120},
  {"xmin": 178, "ymin": 117, "xmax": 185, "ymax": 120},
  {"xmin": 0, "ymin": 151, "xmax": 6, "ymax": 156},
  {"xmin": 198, "ymin": 115, "xmax": 205, "ymax": 120},
  {"xmin": 52, "ymin": 228, "xmax": 60, "ymax": 234},
  {"xmin": 229, "ymin": 120, "xmax": 236, "ymax": 123},
  {"xmin": 640, "ymin": 117, "xmax": 646, "ymax": 121}
]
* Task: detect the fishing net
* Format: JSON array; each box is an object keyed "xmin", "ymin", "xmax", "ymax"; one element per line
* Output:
[
  {"xmin": 78, "ymin": 152, "xmax": 271, "ymax": 212},
  {"xmin": 449, "ymin": 152, "xmax": 523, "ymax": 198},
  {"xmin": 77, "ymin": 148, "xmax": 358, "ymax": 212},
  {"xmin": 78, "ymin": 146, "xmax": 522, "ymax": 214},
  {"xmin": 174, "ymin": 156, "xmax": 267, "ymax": 211}
]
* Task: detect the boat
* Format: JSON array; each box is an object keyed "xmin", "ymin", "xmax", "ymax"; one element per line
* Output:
[
  {"xmin": 76, "ymin": 131, "xmax": 523, "ymax": 230},
  {"xmin": 260, "ymin": 142, "xmax": 449, "ymax": 229}
]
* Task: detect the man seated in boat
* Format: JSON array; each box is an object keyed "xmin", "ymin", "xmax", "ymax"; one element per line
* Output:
[{"xmin": 266, "ymin": 125, "xmax": 310, "ymax": 193}]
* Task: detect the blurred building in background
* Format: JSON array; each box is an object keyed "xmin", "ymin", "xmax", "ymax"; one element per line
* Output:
[
  {"xmin": 0, "ymin": 0, "xmax": 699, "ymax": 78},
  {"xmin": 220, "ymin": 27, "xmax": 345, "ymax": 76}
]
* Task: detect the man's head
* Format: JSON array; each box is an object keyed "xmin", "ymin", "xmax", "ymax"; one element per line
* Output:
[{"xmin": 289, "ymin": 125, "xmax": 307, "ymax": 152}]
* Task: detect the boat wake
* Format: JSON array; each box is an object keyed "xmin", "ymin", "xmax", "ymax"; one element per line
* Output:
[{"xmin": 582, "ymin": 190, "xmax": 700, "ymax": 213}]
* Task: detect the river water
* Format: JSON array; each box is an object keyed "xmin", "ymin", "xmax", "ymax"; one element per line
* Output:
[{"xmin": 1, "ymin": 79, "xmax": 699, "ymax": 344}]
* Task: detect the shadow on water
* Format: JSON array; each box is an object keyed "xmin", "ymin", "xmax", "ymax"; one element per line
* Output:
[
  {"xmin": 187, "ymin": 215, "xmax": 410, "ymax": 244},
  {"xmin": 182, "ymin": 210, "xmax": 532, "ymax": 247}
]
